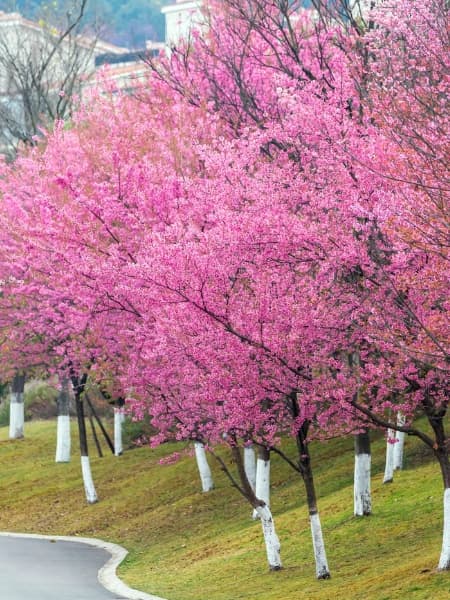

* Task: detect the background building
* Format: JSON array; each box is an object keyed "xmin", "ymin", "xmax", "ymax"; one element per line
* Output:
[
  {"xmin": 0, "ymin": 10, "xmax": 127, "ymax": 155},
  {"xmin": 161, "ymin": 0, "xmax": 203, "ymax": 47}
]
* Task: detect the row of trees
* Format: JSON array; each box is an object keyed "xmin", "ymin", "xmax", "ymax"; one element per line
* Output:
[{"xmin": 0, "ymin": 0, "xmax": 448, "ymax": 579}]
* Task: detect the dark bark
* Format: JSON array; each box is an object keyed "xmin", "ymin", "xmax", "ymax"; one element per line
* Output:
[
  {"xmin": 11, "ymin": 373, "xmax": 25, "ymax": 395},
  {"xmin": 423, "ymin": 402, "xmax": 450, "ymax": 489},
  {"xmin": 436, "ymin": 449, "xmax": 450, "ymax": 491},
  {"xmin": 57, "ymin": 378, "xmax": 70, "ymax": 417},
  {"xmin": 257, "ymin": 445, "xmax": 270, "ymax": 463},
  {"xmin": 88, "ymin": 410, "xmax": 103, "ymax": 458},
  {"xmin": 296, "ymin": 422, "xmax": 320, "ymax": 517},
  {"xmin": 355, "ymin": 430, "xmax": 371, "ymax": 456},
  {"xmin": 84, "ymin": 393, "xmax": 115, "ymax": 455},
  {"xmin": 72, "ymin": 374, "xmax": 88, "ymax": 457},
  {"xmin": 289, "ymin": 394, "xmax": 320, "ymax": 516}
]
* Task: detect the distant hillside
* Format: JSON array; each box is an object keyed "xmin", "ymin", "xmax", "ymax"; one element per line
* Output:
[{"xmin": 0, "ymin": 0, "xmax": 171, "ymax": 48}]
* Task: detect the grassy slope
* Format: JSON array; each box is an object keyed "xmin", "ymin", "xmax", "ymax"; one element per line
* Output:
[{"xmin": 0, "ymin": 421, "xmax": 448, "ymax": 600}]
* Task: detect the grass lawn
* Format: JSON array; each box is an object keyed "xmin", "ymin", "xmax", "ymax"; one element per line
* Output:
[{"xmin": 0, "ymin": 419, "xmax": 448, "ymax": 600}]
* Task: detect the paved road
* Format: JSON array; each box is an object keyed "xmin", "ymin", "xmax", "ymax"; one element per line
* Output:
[{"xmin": 0, "ymin": 536, "xmax": 127, "ymax": 599}]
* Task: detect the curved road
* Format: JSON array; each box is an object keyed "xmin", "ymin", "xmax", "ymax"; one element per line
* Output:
[{"xmin": 0, "ymin": 536, "xmax": 127, "ymax": 599}]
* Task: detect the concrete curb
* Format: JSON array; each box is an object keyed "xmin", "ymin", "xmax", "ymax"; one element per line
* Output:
[{"xmin": 0, "ymin": 531, "xmax": 167, "ymax": 600}]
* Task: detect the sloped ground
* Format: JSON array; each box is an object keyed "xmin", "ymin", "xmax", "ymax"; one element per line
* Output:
[{"xmin": 0, "ymin": 420, "xmax": 448, "ymax": 599}]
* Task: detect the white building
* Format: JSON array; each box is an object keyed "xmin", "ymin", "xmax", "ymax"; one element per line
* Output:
[
  {"xmin": 0, "ymin": 10, "xmax": 127, "ymax": 154},
  {"xmin": 161, "ymin": 1, "xmax": 374, "ymax": 48},
  {"xmin": 161, "ymin": 0, "xmax": 204, "ymax": 47}
]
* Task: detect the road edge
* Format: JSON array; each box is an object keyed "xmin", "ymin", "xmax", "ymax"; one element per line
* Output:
[{"xmin": 0, "ymin": 531, "xmax": 167, "ymax": 600}]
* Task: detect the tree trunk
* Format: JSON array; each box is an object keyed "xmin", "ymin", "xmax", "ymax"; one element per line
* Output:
[
  {"xmin": 81, "ymin": 455, "xmax": 98, "ymax": 504},
  {"xmin": 426, "ymin": 408, "xmax": 450, "ymax": 571},
  {"xmin": 254, "ymin": 503, "xmax": 282, "ymax": 570},
  {"xmin": 297, "ymin": 423, "xmax": 331, "ymax": 579},
  {"xmin": 439, "ymin": 486, "xmax": 450, "ymax": 570},
  {"xmin": 73, "ymin": 374, "xmax": 98, "ymax": 504},
  {"xmin": 55, "ymin": 378, "xmax": 71, "ymax": 463},
  {"xmin": 253, "ymin": 446, "xmax": 270, "ymax": 519},
  {"xmin": 309, "ymin": 512, "xmax": 329, "ymax": 579},
  {"xmin": 383, "ymin": 429, "xmax": 395, "ymax": 484},
  {"xmin": 244, "ymin": 443, "xmax": 257, "ymax": 491},
  {"xmin": 230, "ymin": 445, "xmax": 282, "ymax": 571},
  {"xmin": 393, "ymin": 413, "xmax": 406, "ymax": 470},
  {"xmin": 436, "ymin": 446, "xmax": 450, "ymax": 570},
  {"xmin": 9, "ymin": 373, "xmax": 25, "ymax": 439},
  {"xmin": 114, "ymin": 407, "xmax": 123, "ymax": 456},
  {"xmin": 194, "ymin": 441, "xmax": 214, "ymax": 492},
  {"xmin": 354, "ymin": 430, "xmax": 371, "ymax": 516}
]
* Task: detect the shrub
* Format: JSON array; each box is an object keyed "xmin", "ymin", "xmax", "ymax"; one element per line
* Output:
[
  {"xmin": 24, "ymin": 380, "xmax": 58, "ymax": 420},
  {"xmin": 122, "ymin": 415, "xmax": 156, "ymax": 449},
  {"xmin": 0, "ymin": 400, "xmax": 9, "ymax": 427}
]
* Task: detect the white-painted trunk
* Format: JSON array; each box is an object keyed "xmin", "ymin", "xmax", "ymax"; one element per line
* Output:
[
  {"xmin": 438, "ymin": 488, "xmax": 450, "ymax": 570},
  {"xmin": 114, "ymin": 408, "xmax": 123, "ymax": 456},
  {"xmin": 393, "ymin": 413, "xmax": 406, "ymax": 470},
  {"xmin": 9, "ymin": 398, "xmax": 24, "ymax": 439},
  {"xmin": 354, "ymin": 453, "xmax": 371, "ymax": 516},
  {"xmin": 310, "ymin": 513, "xmax": 330, "ymax": 579},
  {"xmin": 253, "ymin": 457, "xmax": 270, "ymax": 519},
  {"xmin": 194, "ymin": 442, "xmax": 214, "ymax": 492},
  {"xmin": 55, "ymin": 415, "xmax": 71, "ymax": 463},
  {"xmin": 244, "ymin": 444, "xmax": 257, "ymax": 491},
  {"xmin": 81, "ymin": 456, "xmax": 98, "ymax": 504},
  {"xmin": 255, "ymin": 504, "xmax": 282, "ymax": 570},
  {"xmin": 383, "ymin": 429, "xmax": 395, "ymax": 484}
]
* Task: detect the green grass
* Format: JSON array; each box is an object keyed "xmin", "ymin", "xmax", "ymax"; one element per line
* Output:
[{"xmin": 0, "ymin": 420, "xmax": 448, "ymax": 600}]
